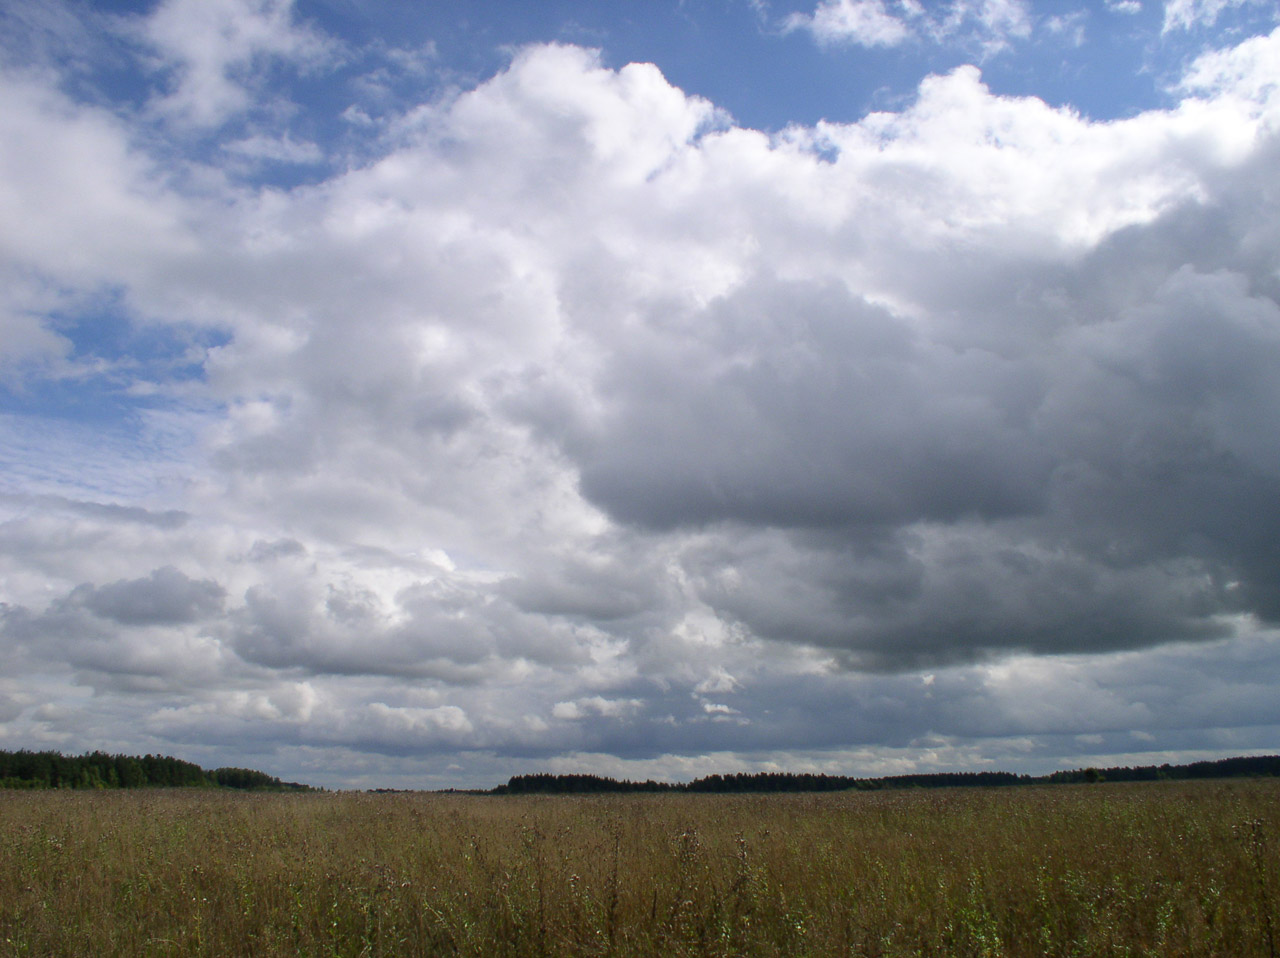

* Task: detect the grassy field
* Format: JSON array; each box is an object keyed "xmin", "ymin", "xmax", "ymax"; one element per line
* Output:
[{"xmin": 1, "ymin": 780, "xmax": 1277, "ymax": 957}]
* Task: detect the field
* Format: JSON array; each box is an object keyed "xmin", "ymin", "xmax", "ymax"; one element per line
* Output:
[{"xmin": 1, "ymin": 781, "xmax": 1277, "ymax": 957}]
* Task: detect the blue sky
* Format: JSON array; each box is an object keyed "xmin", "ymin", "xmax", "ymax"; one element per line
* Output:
[{"xmin": 2, "ymin": 0, "xmax": 1280, "ymax": 789}]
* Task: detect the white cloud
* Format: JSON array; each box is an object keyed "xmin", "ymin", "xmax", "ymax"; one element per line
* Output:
[
  {"xmin": 0, "ymin": 69, "xmax": 191, "ymax": 291},
  {"xmin": 937, "ymin": 0, "xmax": 1033, "ymax": 51},
  {"xmin": 1045, "ymin": 11, "xmax": 1088, "ymax": 47},
  {"xmin": 786, "ymin": 0, "xmax": 914, "ymax": 48},
  {"xmin": 139, "ymin": 0, "xmax": 336, "ymax": 127},
  {"xmin": 1177, "ymin": 25, "xmax": 1280, "ymax": 105},
  {"xmin": 223, "ymin": 133, "xmax": 323, "ymax": 165},
  {"xmin": 788, "ymin": 0, "xmax": 1032, "ymax": 55},
  {"xmin": 1163, "ymin": 0, "xmax": 1264, "ymax": 33},
  {"xmin": 553, "ymin": 696, "xmax": 643, "ymax": 721}
]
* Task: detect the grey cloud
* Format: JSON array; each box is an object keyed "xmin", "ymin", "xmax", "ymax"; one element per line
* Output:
[
  {"xmin": 0, "ymin": 694, "xmax": 24, "ymax": 724},
  {"xmin": 499, "ymin": 568, "xmax": 655, "ymax": 621},
  {"xmin": 493, "ymin": 629, "xmax": 1280, "ymax": 764},
  {"xmin": 530, "ymin": 216, "xmax": 1277, "ymax": 671},
  {"xmin": 681, "ymin": 527, "xmax": 1233, "ymax": 671},
  {"xmin": 1041, "ymin": 261, "xmax": 1280, "ymax": 620},
  {"xmin": 229, "ymin": 573, "xmax": 593, "ymax": 680},
  {"xmin": 496, "ymin": 541, "xmax": 669, "ymax": 622},
  {"xmin": 0, "ymin": 601, "xmax": 65, "ymax": 655},
  {"xmin": 0, "ymin": 494, "xmax": 191, "ymax": 529},
  {"xmin": 1, "ymin": 588, "xmax": 231, "ymax": 688},
  {"xmin": 243, "ymin": 537, "xmax": 307, "ymax": 562},
  {"xmin": 70, "ymin": 565, "xmax": 225, "ymax": 626},
  {"xmin": 568, "ymin": 276, "xmax": 1055, "ymax": 532}
]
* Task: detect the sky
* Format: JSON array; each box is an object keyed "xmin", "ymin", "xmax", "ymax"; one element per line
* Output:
[{"xmin": 1, "ymin": 0, "xmax": 1279, "ymax": 791}]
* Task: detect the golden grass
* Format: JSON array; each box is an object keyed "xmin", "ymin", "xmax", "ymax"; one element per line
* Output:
[{"xmin": 1, "ymin": 780, "xmax": 1277, "ymax": 956}]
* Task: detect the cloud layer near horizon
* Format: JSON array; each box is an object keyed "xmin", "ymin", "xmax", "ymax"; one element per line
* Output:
[{"xmin": 2, "ymin": 1, "xmax": 1280, "ymax": 788}]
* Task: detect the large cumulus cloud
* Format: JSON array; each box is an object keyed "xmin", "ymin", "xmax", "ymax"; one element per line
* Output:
[{"xmin": 3, "ymin": 11, "xmax": 1280, "ymax": 785}]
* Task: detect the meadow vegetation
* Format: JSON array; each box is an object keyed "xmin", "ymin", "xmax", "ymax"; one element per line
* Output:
[{"xmin": 1, "ymin": 780, "xmax": 1276, "ymax": 956}]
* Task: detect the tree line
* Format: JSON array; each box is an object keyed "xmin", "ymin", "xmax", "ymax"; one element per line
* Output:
[
  {"xmin": 492, "ymin": 755, "xmax": 1280, "ymax": 795},
  {"xmin": 0, "ymin": 750, "xmax": 315, "ymax": 791},
  {"xmin": 6, "ymin": 748, "xmax": 1277, "ymax": 794}
]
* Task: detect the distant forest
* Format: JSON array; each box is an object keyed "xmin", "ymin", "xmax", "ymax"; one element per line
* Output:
[
  {"xmin": 492, "ymin": 754, "xmax": 1280, "ymax": 795},
  {"xmin": 0, "ymin": 750, "xmax": 315, "ymax": 791},
  {"xmin": 5, "ymin": 749, "xmax": 1278, "ymax": 794}
]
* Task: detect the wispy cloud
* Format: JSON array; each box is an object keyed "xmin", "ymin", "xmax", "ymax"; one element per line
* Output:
[
  {"xmin": 137, "ymin": 0, "xmax": 338, "ymax": 128},
  {"xmin": 1163, "ymin": 0, "xmax": 1267, "ymax": 33},
  {"xmin": 786, "ymin": 0, "xmax": 1032, "ymax": 55}
]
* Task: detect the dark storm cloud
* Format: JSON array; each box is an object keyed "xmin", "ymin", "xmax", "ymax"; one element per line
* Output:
[
  {"xmin": 527, "ymin": 117, "xmax": 1280, "ymax": 671},
  {"xmin": 679, "ymin": 525, "xmax": 1232, "ymax": 670},
  {"xmin": 569, "ymin": 276, "xmax": 1055, "ymax": 532}
]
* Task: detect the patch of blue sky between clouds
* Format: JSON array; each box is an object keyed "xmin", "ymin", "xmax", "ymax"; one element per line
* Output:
[
  {"xmin": 0, "ymin": 293, "xmax": 225, "ymax": 423},
  {"xmin": 0, "ymin": 409, "xmax": 200, "ymax": 505},
  {"xmin": 0, "ymin": 289, "xmax": 221, "ymax": 505}
]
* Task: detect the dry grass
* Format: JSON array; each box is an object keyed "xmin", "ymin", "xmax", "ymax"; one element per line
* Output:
[{"xmin": 1, "ymin": 780, "xmax": 1277, "ymax": 956}]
